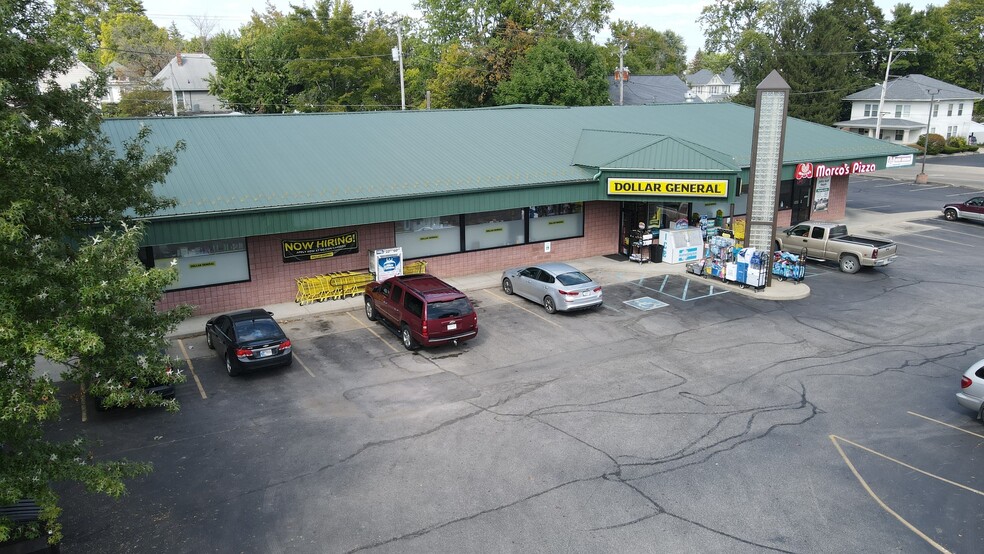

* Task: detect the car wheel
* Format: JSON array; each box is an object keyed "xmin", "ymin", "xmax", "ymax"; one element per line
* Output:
[
  {"xmin": 543, "ymin": 296, "xmax": 557, "ymax": 314},
  {"xmin": 839, "ymin": 254, "xmax": 861, "ymax": 274},
  {"xmin": 226, "ymin": 354, "xmax": 240, "ymax": 377},
  {"xmin": 365, "ymin": 299, "xmax": 377, "ymax": 321},
  {"xmin": 502, "ymin": 278, "xmax": 513, "ymax": 295},
  {"xmin": 206, "ymin": 331, "xmax": 214, "ymax": 349},
  {"xmin": 944, "ymin": 208, "xmax": 958, "ymax": 221},
  {"xmin": 401, "ymin": 324, "xmax": 419, "ymax": 351}
]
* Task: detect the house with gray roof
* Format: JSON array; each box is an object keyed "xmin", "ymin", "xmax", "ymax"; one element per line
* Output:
[
  {"xmin": 835, "ymin": 74, "xmax": 983, "ymax": 144},
  {"xmin": 684, "ymin": 68, "xmax": 740, "ymax": 102},
  {"xmin": 153, "ymin": 53, "xmax": 228, "ymax": 114},
  {"xmin": 607, "ymin": 75, "xmax": 700, "ymax": 105}
]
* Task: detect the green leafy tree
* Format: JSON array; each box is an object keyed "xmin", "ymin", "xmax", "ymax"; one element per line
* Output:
[
  {"xmin": 687, "ymin": 49, "xmax": 732, "ymax": 75},
  {"xmin": 607, "ymin": 21, "xmax": 687, "ymax": 76},
  {"xmin": 1, "ymin": 0, "xmax": 189, "ymax": 543},
  {"xmin": 494, "ymin": 37, "xmax": 609, "ymax": 106},
  {"xmin": 49, "ymin": 0, "xmax": 145, "ymax": 67},
  {"xmin": 98, "ymin": 12, "xmax": 178, "ymax": 77},
  {"xmin": 103, "ymin": 87, "xmax": 172, "ymax": 117}
]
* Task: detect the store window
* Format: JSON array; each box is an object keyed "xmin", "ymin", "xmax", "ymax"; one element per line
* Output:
[
  {"xmin": 150, "ymin": 238, "xmax": 249, "ymax": 290},
  {"xmin": 465, "ymin": 209, "xmax": 525, "ymax": 250},
  {"xmin": 395, "ymin": 215, "xmax": 462, "ymax": 259},
  {"xmin": 529, "ymin": 203, "xmax": 583, "ymax": 242},
  {"xmin": 778, "ymin": 180, "xmax": 793, "ymax": 210}
]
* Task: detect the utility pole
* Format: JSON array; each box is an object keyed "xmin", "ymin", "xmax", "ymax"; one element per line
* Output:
[
  {"xmin": 392, "ymin": 19, "xmax": 406, "ymax": 110},
  {"xmin": 617, "ymin": 43, "xmax": 627, "ymax": 106},
  {"xmin": 874, "ymin": 47, "xmax": 916, "ymax": 140},
  {"xmin": 916, "ymin": 88, "xmax": 940, "ymax": 184}
]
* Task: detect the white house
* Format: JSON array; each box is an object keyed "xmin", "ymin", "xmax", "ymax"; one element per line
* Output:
[
  {"xmin": 684, "ymin": 68, "xmax": 740, "ymax": 102},
  {"xmin": 153, "ymin": 53, "xmax": 228, "ymax": 114},
  {"xmin": 836, "ymin": 74, "xmax": 983, "ymax": 144},
  {"xmin": 43, "ymin": 60, "xmax": 139, "ymax": 108}
]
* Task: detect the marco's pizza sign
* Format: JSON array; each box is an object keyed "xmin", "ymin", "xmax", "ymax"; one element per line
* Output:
[{"xmin": 795, "ymin": 161, "xmax": 876, "ymax": 179}]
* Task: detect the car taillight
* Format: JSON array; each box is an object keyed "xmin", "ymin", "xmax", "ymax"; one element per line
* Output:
[
  {"xmin": 558, "ymin": 289, "xmax": 579, "ymax": 297},
  {"xmin": 962, "ymin": 376, "xmax": 973, "ymax": 389},
  {"xmin": 279, "ymin": 339, "xmax": 291, "ymax": 351},
  {"xmin": 594, "ymin": 286, "xmax": 602, "ymax": 293},
  {"xmin": 236, "ymin": 348, "xmax": 253, "ymax": 358},
  {"xmin": 421, "ymin": 320, "xmax": 428, "ymax": 339}
]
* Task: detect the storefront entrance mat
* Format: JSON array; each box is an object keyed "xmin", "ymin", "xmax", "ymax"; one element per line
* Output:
[
  {"xmin": 623, "ymin": 297, "xmax": 669, "ymax": 311},
  {"xmin": 640, "ymin": 275, "xmax": 731, "ymax": 302}
]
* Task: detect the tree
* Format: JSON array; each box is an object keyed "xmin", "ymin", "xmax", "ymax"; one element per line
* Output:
[
  {"xmin": 494, "ymin": 37, "xmax": 609, "ymax": 106},
  {"xmin": 687, "ymin": 49, "xmax": 732, "ymax": 75},
  {"xmin": 103, "ymin": 87, "xmax": 172, "ymax": 117},
  {"xmin": 606, "ymin": 21, "xmax": 687, "ymax": 76},
  {"xmin": 1, "ymin": 0, "xmax": 189, "ymax": 544},
  {"xmin": 49, "ymin": 0, "xmax": 145, "ymax": 67},
  {"xmin": 98, "ymin": 12, "xmax": 178, "ymax": 77}
]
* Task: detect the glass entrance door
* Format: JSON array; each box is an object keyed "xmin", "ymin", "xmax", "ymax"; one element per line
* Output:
[{"xmin": 790, "ymin": 179, "xmax": 812, "ymax": 224}]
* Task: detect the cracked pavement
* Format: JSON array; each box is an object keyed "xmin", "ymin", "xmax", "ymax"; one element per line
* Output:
[{"xmin": 53, "ymin": 219, "xmax": 983, "ymax": 553}]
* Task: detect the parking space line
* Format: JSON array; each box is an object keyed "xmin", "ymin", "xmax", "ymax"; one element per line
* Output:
[
  {"xmin": 829, "ymin": 435, "xmax": 955, "ymax": 554},
  {"xmin": 891, "ymin": 240, "xmax": 945, "ymax": 253},
  {"xmin": 907, "ymin": 411, "xmax": 984, "ymax": 439},
  {"xmin": 345, "ymin": 311, "xmax": 400, "ymax": 352},
  {"xmin": 911, "ymin": 234, "xmax": 977, "ymax": 247},
  {"xmin": 932, "ymin": 227, "xmax": 984, "ymax": 239},
  {"xmin": 912, "ymin": 186, "xmax": 950, "ymax": 192},
  {"xmin": 177, "ymin": 339, "xmax": 208, "ymax": 400},
  {"xmin": 482, "ymin": 289, "xmax": 562, "ymax": 328},
  {"xmin": 293, "ymin": 354, "xmax": 317, "ymax": 378},
  {"xmin": 873, "ymin": 182, "xmax": 911, "ymax": 188}
]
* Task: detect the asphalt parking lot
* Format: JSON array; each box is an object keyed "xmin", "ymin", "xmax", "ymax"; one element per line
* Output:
[{"xmin": 51, "ymin": 214, "xmax": 984, "ymax": 553}]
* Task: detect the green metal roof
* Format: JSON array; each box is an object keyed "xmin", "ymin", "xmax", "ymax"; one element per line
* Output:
[{"xmin": 100, "ymin": 103, "xmax": 918, "ymax": 245}]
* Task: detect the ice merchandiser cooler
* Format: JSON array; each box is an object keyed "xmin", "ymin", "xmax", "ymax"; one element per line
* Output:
[
  {"xmin": 658, "ymin": 228, "xmax": 704, "ymax": 264},
  {"xmin": 370, "ymin": 247, "xmax": 404, "ymax": 280}
]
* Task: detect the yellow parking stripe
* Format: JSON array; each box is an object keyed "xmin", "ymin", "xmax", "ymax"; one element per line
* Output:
[
  {"xmin": 346, "ymin": 311, "xmax": 400, "ymax": 352},
  {"xmin": 483, "ymin": 289, "xmax": 562, "ymax": 328},
  {"xmin": 293, "ymin": 354, "xmax": 316, "ymax": 378},
  {"xmin": 907, "ymin": 411, "xmax": 984, "ymax": 439},
  {"xmin": 829, "ymin": 435, "xmax": 984, "ymax": 554},
  {"xmin": 177, "ymin": 339, "xmax": 207, "ymax": 399}
]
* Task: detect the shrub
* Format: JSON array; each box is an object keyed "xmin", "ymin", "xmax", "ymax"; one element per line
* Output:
[
  {"xmin": 947, "ymin": 136, "xmax": 967, "ymax": 148},
  {"xmin": 915, "ymin": 133, "xmax": 946, "ymax": 155},
  {"xmin": 942, "ymin": 146, "xmax": 961, "ymax": 154}
]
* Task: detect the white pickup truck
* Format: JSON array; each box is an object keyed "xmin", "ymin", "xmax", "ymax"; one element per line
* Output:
[{"xmin": 774, "ymin": 221, "xmax": 898, "ymax": 273}]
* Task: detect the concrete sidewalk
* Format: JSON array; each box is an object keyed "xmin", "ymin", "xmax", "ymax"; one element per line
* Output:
[
  {"xmin": 168, "ymin": 253, "xmax": 811, "ymax": 339},
  {"xmin": 167, "ymin": 206, "xmax": 951, "ymax": 339}
]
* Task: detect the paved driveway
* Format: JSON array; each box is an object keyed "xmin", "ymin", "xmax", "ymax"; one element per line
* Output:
[{"xmin": 51, "ymin": 215, "xmax": 984, "ymax": 553}]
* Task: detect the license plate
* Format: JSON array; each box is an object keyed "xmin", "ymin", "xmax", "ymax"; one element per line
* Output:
[
  {"xmin": 257, "ymin": 348, "xmax": 273, "ymax": 358},
  {"xmin": 447, "ymin": 322, "xmax": 457, "ymax": 330},
  {"xmin": 581, "ymin": 291, "xmax": 593, "ymax": 296}
]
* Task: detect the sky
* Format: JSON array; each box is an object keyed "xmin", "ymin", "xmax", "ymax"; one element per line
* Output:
[{"xmin": 141, "ymin": 0, "xmax": 938, "ymax": 63}]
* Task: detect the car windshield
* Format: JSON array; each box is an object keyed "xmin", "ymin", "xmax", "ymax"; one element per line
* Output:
[
  {"xmin": 234, "ymin": 319, "xmax": 282, "ymax": 341},
  {"xmin": 427, "ymin": 298, "xmax": 473, "ymax": 320},
  {"xmin": 556, "ymin": 271, "xmax": 591, "ymax": 286}
]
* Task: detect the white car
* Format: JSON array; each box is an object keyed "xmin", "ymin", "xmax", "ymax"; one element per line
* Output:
[
  {"xmin": 501, "ymin": 262, "xmax": 602, "ymax": 314},
  {"xmin": 956, "ymin": 358, "xmax": 984, "ymax": 422}
]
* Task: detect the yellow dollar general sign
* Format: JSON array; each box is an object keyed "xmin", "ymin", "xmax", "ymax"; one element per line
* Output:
[{"xmin": 607, "ymin": 178, "xmax": 728, "ymax": 197}]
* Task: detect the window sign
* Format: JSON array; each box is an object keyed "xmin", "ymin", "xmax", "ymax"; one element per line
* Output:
[
  {"xmin": 465, "ymin": 209, "xmax": 524, "ymax": 250},
  {"xmin": 282, "ymin": 231, "xmax": 358, "ymax": 263},
  {"xmin": 152, "ymin": 238, "xmax": 249, "ymax": 290},
  {"xmin": 395, "ymin": 216, "xmax": 461, "ymax": 258},
  {"xmin": 813, "ymin": 177, "xmax": 831, "ymax": 212},
  {"xmin": 529, "ymin": 203, "xmax": 583, "ymax": 242}
]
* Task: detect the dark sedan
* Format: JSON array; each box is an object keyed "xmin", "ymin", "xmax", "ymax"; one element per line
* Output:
[{"xmin": 205, "ymin": 309, "xmax": 292, "ymax": 376}]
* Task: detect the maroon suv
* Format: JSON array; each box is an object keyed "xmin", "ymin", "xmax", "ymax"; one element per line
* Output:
[{"xmin": 364, "ymin": 274, "xmax": 478, "ymax": 350}]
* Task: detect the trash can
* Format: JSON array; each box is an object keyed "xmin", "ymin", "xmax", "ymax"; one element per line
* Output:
[{"xmin": 651, "ymin": 243, "xmax": 663, "ymax": 263}]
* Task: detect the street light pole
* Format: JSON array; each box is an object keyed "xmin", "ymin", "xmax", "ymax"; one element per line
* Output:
[
  {"xmin": 874, "ymin": 47, "xmax": 916, "ymax": 140},
  {"xmin": 916, "ymin": 89, "xmax": 939, "ymax": 184}
]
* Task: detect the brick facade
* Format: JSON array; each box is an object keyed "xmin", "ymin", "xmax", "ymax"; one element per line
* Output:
[{"xmin": 160, "ymin": 201, "xmax": 620, "ymax": 316}]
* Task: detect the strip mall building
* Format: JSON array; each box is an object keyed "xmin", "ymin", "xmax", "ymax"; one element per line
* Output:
[{"xmin": 101, "ymin": 103, "xmax": 917, "ymax": 316}]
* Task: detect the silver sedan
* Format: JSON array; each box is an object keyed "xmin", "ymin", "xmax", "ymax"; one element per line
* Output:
[
  {"xmin": 957, "ymin": 358, "xmax": 984, "ymax": 422},
  {"xmin": 501, "ymin": 262, "xmax": 602, "ymax": 314}
]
